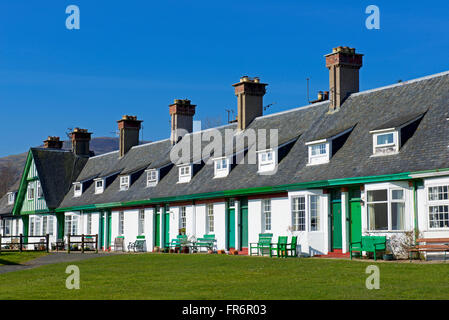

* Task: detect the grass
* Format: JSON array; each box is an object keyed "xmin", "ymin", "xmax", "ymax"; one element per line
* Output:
[
  {"xmin": 0, "ymin": 251, "xmax": 48, "ymax": 266},
  {"xmin": 0, "ymin": 253, "xmax": 448, "ymax": 299}
]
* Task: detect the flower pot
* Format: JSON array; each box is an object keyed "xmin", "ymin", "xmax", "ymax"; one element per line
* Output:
[{"xmin": 383, "ymin": 253, "xmax": 394, "ymax": 261}]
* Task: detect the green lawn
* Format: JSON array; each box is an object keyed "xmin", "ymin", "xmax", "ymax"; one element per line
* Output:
[
  {"xmin": 0, "ymin": 252, "xmax": 48, "ymax": 266},
  {"xmin": 0, "ymin": 253, "xmax": 448, "ymax": 299}
]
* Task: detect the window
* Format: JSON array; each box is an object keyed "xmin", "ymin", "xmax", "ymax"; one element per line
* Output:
[
  {"xmin": 42, "ymin": 216, "xmax": 54, "ymax": 236},
  {"xmin": 118, "ymin": 211, "xmax": 124, "ymax": 235},
  {"xmin": 309, "ymin": 195, "xmax": 320, "ymax": 231},
  {"xmin": 179, "ymin": 207, "xmax": 187, "ymax": 230},
  {"xmin": 30, "ymin": 216, "xmax": 41, "ymax": 236},
  {"xmin": 138, "ymin": 210, "xmax": 145, "ymax": 235},
  {"xmin": 258, "ymin": 150, "xmax": 277, "ymax": 173},
  {"xmin": 120, "ymin": 176, "xmax": 130, "ymax": 191},
  {"xmin": 95, "ymin": 179, "xmax": 104, "ymax": 194},
  {"xmin": 307, "ymin": 142, "xmax": 330, "ymax": 165},
  {"xmin": 65, "ymin": 215, "xmax": 79, "ymax": 236},
  {"xmin": 15, "ymin": 219, "xmax": 19, "ymax": 236},
  {"xmin": 36, "ymin": 181, "xmax": 43, "ymax": 198},
  {"xmin": 146, "ymin": 170, "xmax": 159, "ymax": 187},
  {"xmin": 367, "ymin": 189, "xmax": 405, "ymax": 231},
  {"xmin": 7, "ymin": 192, "xmax": 15, "ymax": 205},
  {"xmin": 371, "ymin": 131, "xmax": 399, "ymax": 155},
  {"xmin": 262, "ymin": 199, "xmax": 271, "ymax": 231},
  {"xmin": 428, "ymin": 185, "xmax": 449, "ymax": 229},
  {"xmin": 206, "ymin": 204, "xmax": 214, "ymax": 233},
  {"xmin": 178, "ymin": 165, "xmax": 192, "ymax": 183},
  {"xmin": 27, "ymin": 184, "xmax": 35, "ymax": 200},
  {"xmin": 74, "ymin": 183, "xmax": 82, "ymax": 197},
  {"xmin": 214, "ymin": 158, "xmax": 230, "ymax": 178},
  {"xmin": 86, "ymin": 214, "xmax": 92, "ymax": 234},
  {"xmin": 3, "ymin": 219, "xmax": 12, "ymax": 236},
  {"xmin": 292, "ymin": 196, "xmax": 306, "ymax": 231}
]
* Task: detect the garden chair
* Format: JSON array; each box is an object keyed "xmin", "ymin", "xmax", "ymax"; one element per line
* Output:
[
  {"xmin": 271, "ymin": 236, "xmax": 288, "ymax": 258},
  {"xmin": 250, "ymin": 233, "xmax": 273, "ymax": 256},
  {"xmin": 113, "ymin": 236, "xmax": 125, "ymax": 252},
  {"xmin": 128, "ymin": 235, "xmax": 146, "ymax": 252},
  {"xmin": 286, "ymin": 236, "xmax": 298, "ymax": 257}
]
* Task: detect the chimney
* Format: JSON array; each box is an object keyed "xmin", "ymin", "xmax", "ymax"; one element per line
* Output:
[
  {"xmin": 325, "ymin": 46, "xmax": 363, "ymax": 112},
  {"xmin": 43, "ymin": 136, "xmax": 63, "ymax": 149},
  {"xmin": 71, "ymin": 128, "xmax": 92, "ymax": 157},
  {"xmin": 169, "ymin": 99, "xmax": 196, "ymax": 145},
  {"xmin": 233, "ymin": 76, "xmax": 268, "ymax": 131},
  {"xmin": 117, "ymin": 115, "xmax": 142, "ymax": 157}
]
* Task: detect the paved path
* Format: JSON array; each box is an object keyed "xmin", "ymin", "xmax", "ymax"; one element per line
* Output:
[{"xmin": 0, "ymin": 252, "xmax": 115, "ymax": 275}]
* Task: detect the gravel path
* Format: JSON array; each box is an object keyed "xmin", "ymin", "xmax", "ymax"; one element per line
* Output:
[{"xmin": 0, "ymin": 252, "xmax": 115, "ymax": 275}]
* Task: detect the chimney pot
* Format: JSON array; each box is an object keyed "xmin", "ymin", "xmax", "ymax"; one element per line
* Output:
[
  {"xmin": 43, "ymin": 136, "xmax": 63, "ymax": 149},
  {"xmin": 71, "ymin": 128, "xmax": 92, "ymax": 157},
  {"xmin": 117, "ymin": 115, "xmax": 142, "ymax": 157},
  {"xmin": 169, "ymin": 99, "xmax": 196, "ymax": 144}
]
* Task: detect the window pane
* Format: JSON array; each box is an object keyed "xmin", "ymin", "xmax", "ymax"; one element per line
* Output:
[
  {"xmin": 391, "ymin": 202, "xmax": 405, "ymax": 230},
  {"xmin": 429, "ymin": 205, "xmax": 449, "ymax": 228},
  {"xmin": 367, "ymin": 190, "xmax": 388, "ymax": 202},
  {"xmin": 391, "ymin": 190, "xmax": 404, "ymax": 200},
  {"xmin": 368, "ymin": 203, "xmax": 388, "ymax": 230},
  {"xmin": 310, "ymin": 195, "xmax": 320, "ymax": 231},
  {"xmin": 292, "ymin": 197, "xmax": 305, "ymax": 231},
  {"xmin": 377, "ymin": 133, "xmax": 394, "ymax": 145}
]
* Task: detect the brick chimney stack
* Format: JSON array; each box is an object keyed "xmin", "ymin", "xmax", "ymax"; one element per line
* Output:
[
  {"xmin": 71, "ymin": 128, "xmax": 92, "ymax": 157},
  {"xmin": 325, "ymin": 47, "xmax": 363, "ymax": 112},
  {"xmin": 169, "ymin": 99, "xmax": 196, "ymax": 145},
  {"xmin": 117, "ymin": 115, "xmax": 142, "ymax": 157},
  {"xmin": 233, "ymin": 76, "xmax": 268, "ymax": 131},
  {"xmin": 43, "ymin": 136, "xmax": 63, "ymax": 149}
]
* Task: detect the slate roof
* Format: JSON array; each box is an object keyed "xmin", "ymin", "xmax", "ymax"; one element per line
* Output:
[{"xmin": 5, "ymin": 70, "xmax": 449, "ymax": 213}]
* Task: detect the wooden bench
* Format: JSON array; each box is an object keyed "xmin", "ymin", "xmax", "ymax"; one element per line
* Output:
[
  {"xmin": 350, "ymin": 236, "xmax": 386, "ymax": 261},
  {"xmin": 408, "ymin": 238, "xmax": 449, "ymax": 261},
  {"xmin": 270, "ymin": 236, "xmax": 288, "ymax": 258},
  {"xmin": 193, "ymin": 234, "xmax": 216, "ymax": 252},
  {"xmin": 169, "ymin": 235, "xmax": 188, "ymax": 250},
  {"xmin": 250, "ymin": 233, "xmax": 273, "ymax": 256},
  {"xmin": 128, "ymin": 235, "xmax": 146, "ymax": 252}
]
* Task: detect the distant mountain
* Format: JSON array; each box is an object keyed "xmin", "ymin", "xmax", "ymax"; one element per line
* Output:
[{"xmin": 0, "ymin": 137, "xmax": 138, "ymax": 196}]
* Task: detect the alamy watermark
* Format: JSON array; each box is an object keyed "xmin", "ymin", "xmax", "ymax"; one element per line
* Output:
[
  {"xmin": 365, "ymin": 265, "xmax": 380, "ymax": 290},
  {"xmin": 365, "ymin": 5, "xmax": 380, "ymax": 30},
  {"xmin": 66, "ymin": 5, "xmax": 80, "ymax": 30},
  {"xmin": 65, "ymin": 265, "xmax": 80, "ymax": 289}
]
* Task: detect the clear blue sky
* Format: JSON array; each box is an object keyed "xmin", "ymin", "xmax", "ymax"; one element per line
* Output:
[{"xmin": 0, "ymin": 0, "xmax": 448, "ymax": 156}]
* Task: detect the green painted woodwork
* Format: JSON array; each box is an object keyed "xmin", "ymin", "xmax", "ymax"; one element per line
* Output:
[
  {"xmin": 286, "ymin": 236, "xmax": 298, "ymax": 257},
  {"xmin": 107, "ymin": 211, "xmax": 112, "ymax": 250},
  {"xmin": 249, "ymin": 233, "xmax": 273, "ymax": 256},
  {"xmin": 227, "ymin": 205, "xmax": 236, "ymax": 249},
  {"xmin": 12, "ymin": 151, "xmax": 33, "ymax": 216},
  {"xmin": 163, "ymin": 207, "xmax": 170, "ymax": 248},
  {"xmin": 350, "ymin": 236, "xmax": 387, "ymax": 261},
  {"xmin": 349, "ymin": 198, "xmax": 362, "ymax": 245},
  {"xmin": 56, "ymin": 213, "xmax": 64, "ymax": 240},
  {"xmin": 22, "ymin": 215, "xmax": 29, "ymax": 243},
  {"xmin": 240, "ymin": 198, "xmax": 249, "ymax": 248},
  {"xmin": 155, "ymin": 208, "xmax": 161, "ymax": 247},
  {"xmin": 331, "ymin": 201, "xmax": 342, "ymax": 250},
  {"xmin": 99, "ymin": 213, "xmax": 104, "ymax": 250}
]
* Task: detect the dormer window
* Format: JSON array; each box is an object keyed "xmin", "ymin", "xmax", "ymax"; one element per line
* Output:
[
  {"xmin": 178, "ymin": 165, "xmax": 192, "ymax": 183},
  {"xmin": 7, "ymin": 192, "xmax": 15, "ymax": 205},
  {"xmin": 370, "ymin": 130, "xmax": 399, "ymax": 156},
  {"xmin": 257, "ymin": 149, "xmax": 277, "ymax": 173},
  {"xmin": 94, "ymin": 179, "xmax": 105, "ymax": 194},
  {"xmin": 73, "ymin": 183, "xmax": 82, "ymax": 197},
  {"xmin": 214, "ymin": 157, "xmax": 230, "ymax": 178},
  {"xmin": 120, "ymin": 175, "xmax": 130, "ymax": 191},
  {"xmin": 146, "ymin": 169, "xmax": 159, "ymax": 187},
  {"xmin": 27, "ymin": 184, "xmax": 35, "ymax": 200},
  {"xmin": 307, "ymin": 142, "xmax": 330, "ymax": 165}
]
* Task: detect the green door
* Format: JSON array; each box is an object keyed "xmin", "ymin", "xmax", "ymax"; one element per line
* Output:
[
  {"xmin": 22, "ymin": 215, "xmax": 29, "ymax": 244},
  {"xmin": 56, "ymin": 213, "xmax": 64, "ymax": 240},
  {"xmin": 99, "ymin": 212, "xmax": 104, "ymax": 250},
  {"xmin": 332, "ymin": 201, "xmax": 342, "ymax": 250},
  {"xmin": 227, "ymin": 200, "xmax": 236, "ymax": 249},
  {"xmin": 155, "ymin": 208, "xmax": 161, "ymax": 247},
  {"xmin": 163, "ymin": 206, "xmax": 170, "ymax": 248},
  {"xmin": 349, "ymin": 189, "xmax": 362, "ymax": 245},
  {"xmin": 106, "ymin": 211, "xmax": 112, "ymax": 250},
  {"xmin": 239, "ymin": 198, "xmax": 249, "ymax": 248}
]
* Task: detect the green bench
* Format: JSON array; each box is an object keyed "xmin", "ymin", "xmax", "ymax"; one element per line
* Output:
[
  {"xmin": 286, "ymin": 236, "xmax": 298, "ymax": 257},
  {"xmin": 271, "ymin": 236, "xmax": 288, "ymax": 258},
  {"xmin": 169, "ymin": 235, "xmax": 188, "ymax": 250},
  {"xmin": 350, "ymin": 236, "xmax": 386, "ymax": 261},
  {"xmin": 194, "ymin": 234, "xmax": 216, "ymax": 252},
  {"xmin": 128, "ymin": 235, "xmax": 146, "ymax": 252},
  {"xmin": 250, "ymin": 233, "xmax": 273, "ymax": 256}
]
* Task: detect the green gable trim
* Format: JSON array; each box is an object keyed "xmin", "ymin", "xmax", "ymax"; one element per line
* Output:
[
  {"xmin": 12, "ymin": 151, "xmax": 33, "ymax": 216},
  {"xmin": 20, "ymin": 210, "xmax": 53, "ymax": 215}
]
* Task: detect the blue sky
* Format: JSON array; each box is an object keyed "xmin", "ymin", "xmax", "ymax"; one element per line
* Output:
[{"xmin": 0, "ymin": 0, "xmax": 448, "ymax": 156}]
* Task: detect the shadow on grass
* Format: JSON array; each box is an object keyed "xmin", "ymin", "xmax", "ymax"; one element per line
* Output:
[{"xmin": 0, "ymin": 258, "xmax": 20, "ymax": 266}]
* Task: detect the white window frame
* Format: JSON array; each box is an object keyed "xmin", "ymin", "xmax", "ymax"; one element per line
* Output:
[
  {"xmin": 94, "ymin": 179, "xmax": 105, "ymax": 194},
  {"xmin": 146, "ymin": 169, "xmax": 159, "ymax": 187},
  {"xmin": 7, "ymin": 192, "xmax": 15, "ymax": 205},
  {"xmin": 65, "ymin": 214, "xmax": 79, "ymax": 236},
  {"xmin": 213, "ymin": 157, "xmax": 230, "ymax": 178},
  {"xmin": 73, "ymin": 183, "xmax": 82, "ymax": 197},
  {"xmin": 42, "ymin": 216, "xmax": 54, "ymax": 236},
  {"xmin": 206, "ymin": 204, "xmax": 214, "ymax": 234},
  {"xmin": 427, "ymin": 184, "xmax": 449, "ymax": 229},
  {"xmin": 257, "ymin": 149, "xmax": 278, "ymax": 173},
  {"xmin": 36, "ymin": 181, "xmax": 43, "ymax": 198},
  {"xmin": 178, "ymin": 165, "xmax": 192, "ymax": 183},
  {"xmin": 290, "ymin": 191, "xmax": 323, "ymax": 232},
  {"xmin": 306, "ymin": 141, "xmax": 331, "ymax": 165},
  {"xmin": 3, "ymin": 219, "xmax": 12, "ymax": 236},
  {"xmin": 262, "ymin": 199, "xmax": 272, "ymax": 232},
  {"xmin": 179, "ymin": 206, "xmax": 187, "ymax": 230},
  {"xmin": 86, "ymin": 214, "xmax": 92, "ymax": 235},
  {"xmin": 370, "ymin": 129, "xmax": 400, "ymax": 156},
  {"xmin": 120, "ymin": 175, "xmax": 130, "ymax": 191},
  {"xmin": 366, "ymin": 187, "xmax": 406, "ymax": 231},
  {"xmin": 27, "ymin": 184, "xmax": 35, "ymax": 201},
  {"xmin": 118, "ymin": 211, "xmax": 124, "ymax": 235},
  {"xmin": 138, "ymin": 209, "xmax": 145, "ymax": 235}
]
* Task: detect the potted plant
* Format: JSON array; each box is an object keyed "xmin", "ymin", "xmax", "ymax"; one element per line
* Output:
[
  {"xmin": 181, "ymin": 246, "xmax": 190, "ymax": 254},
  {"xmin": 233, "ymin": 250, "xmax": 239, "ymax": 255},
  {"xmin": 169, "ymin": 248, "xmax": 175, "ymax": 254},
  {"xmin": 154, "ymin": 246, "xmax": 160, "ymax": 253}
]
